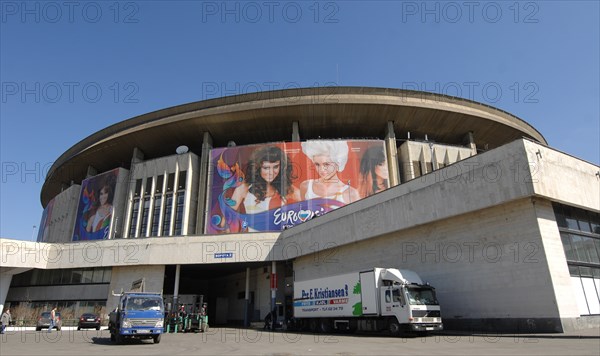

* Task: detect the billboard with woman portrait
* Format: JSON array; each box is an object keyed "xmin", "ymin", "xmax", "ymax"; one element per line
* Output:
[
  {"xmin": 72, "ymin": 168, "xmax": 120, "ymax": 241},
  {"xmin": 205, "ymin": 140, "xmax": 388, "ymax": 234}
]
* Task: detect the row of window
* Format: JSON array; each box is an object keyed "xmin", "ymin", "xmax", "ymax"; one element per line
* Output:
[
  {"xmin": 569, "ymin": 266, "xmax": 600, "ymax": 315},
  {"xmin": 561, "ymin": 233, "xmax": 600, "ymax": 265},
  {"xmin": 10, "ymin": 267, "xmax": 112, "ymax": 287},
  {"xmin": 554, "ymin": 203, "xmax": 600, "ymax": 316},
  {"xmin": 554, "ymin": 203, "xmax": 600, "ymax": 234},
  {"xmin": 128, "ymin": 171, "xmax": 187, "ymax": 238}
]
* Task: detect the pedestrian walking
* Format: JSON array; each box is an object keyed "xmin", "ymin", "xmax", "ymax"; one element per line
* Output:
[
  {"xmin": 48, "ymin": 307, "xmax": 57, "ymax": 333},
  {"xmin": 0, "ymin": 309, "xmax": 11, "ymax": 334}
]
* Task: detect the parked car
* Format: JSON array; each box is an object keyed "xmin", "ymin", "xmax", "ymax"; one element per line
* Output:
[
  {"xmin": 77, "ymin": 313, "xmax": 101, "ymax": 330},
  {"xmin": 36, "ymin": 312, "xmax": 62, "ymax": 331}
]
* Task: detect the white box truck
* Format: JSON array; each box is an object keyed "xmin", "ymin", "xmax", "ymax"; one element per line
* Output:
[{"xmin": 293, "ymin": 268, "xmax": 443, "ymax": 335}]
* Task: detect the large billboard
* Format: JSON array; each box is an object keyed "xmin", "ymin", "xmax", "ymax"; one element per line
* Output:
[
  {"xmin": 206, "ymin": 140, "xmax": 388, "ymax": 234},
  {"xmin": 73, "ymin": 168, "xmax": 120, "ymax": 241}
]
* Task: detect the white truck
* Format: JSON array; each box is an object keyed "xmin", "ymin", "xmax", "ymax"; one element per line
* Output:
[{"xmin": 293, "ymin": 268, "xmax": 443, "ymax": 335}]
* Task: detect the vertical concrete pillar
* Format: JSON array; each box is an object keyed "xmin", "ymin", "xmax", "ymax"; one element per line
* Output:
[
  {"xmin": 270, "ymin": 261, "xmax": 277, "ymax": 327},
  {"xmin": 464, "ymin": 131, "xmax": 477, "ymax": 155},
  {"xmin": 385, "ymin": 121, "xmax": 400, "ymax": 186},
  {"xmin": 182, "ymin": 154, "xmax": 194, "ymax": 235},
  {"xmin": 171, "ymin": 162, "xmax": 180, "ymax": 236},
  {"xmin": 195, "ymin": 132, "xmax": 213, "ymax": 234},
  {"xmin": 86, "ymin": 166, "xmax": 98, "ymax": 178},
  {"xmin": 244, "ymin": 267, "xmax": 250, "ymax": 327},
  {"xmin": 0, "ymin": 273, "xmax": 13, "ymax": 314},
  {"xmin": 173, "ymin": 264, "xmax": 181, "ymax": 312},
  {"xmin": 292, "ymin": 121, "xmax": 300, "ymax": 142},
  {"xmin": 132, "ymin": 147, "xmax": 145, "ymax": 164}
]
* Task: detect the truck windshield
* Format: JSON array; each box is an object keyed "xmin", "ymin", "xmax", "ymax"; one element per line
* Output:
[
  {"xmin": 125, "ymin": 297, "xmax": 164, "ymax": 311},
  {"xmin": 406, "ymin": 287, "xmax": 438, "ymax": 305}
]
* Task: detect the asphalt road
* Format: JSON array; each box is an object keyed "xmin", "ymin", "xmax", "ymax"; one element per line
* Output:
[{"xmin": 1, "ymin": 327, "xmax": 599, "ymax": 355}]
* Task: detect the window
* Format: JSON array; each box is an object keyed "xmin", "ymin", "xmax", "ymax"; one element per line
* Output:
[
  {"xmin": 174, "ymin": 171, "xmax": 187, "ymax": 236},
  {"xmin": 163, "ymin": 194, "xmax": 173, "ymax": 236},
  {"xmin": 177, "ymin": 171, "xmax": 187, "ymax": 190},
  {"xmin": 151, "ymin": 196, "xmax": 162, "ymax": 236},
  {"xmin": 554, "ymin": 203, "xmax": 600, "ymax": 316},
  {"xmin": 155, "ymin": 175, "xmax": 164, "ymax": 194},
  {"xmin": 140, "ymin": 197, "xmax": 150, "ymax": 236},
  {"xmin": 174, "ymin": 194, "xmax": 185, "ymax": 235},
  {"xmin": 129, "ymin": 198, "xmax": 140, "ymax": 237},
  {"xmin": 103, "ymin": 268, "xmax": 112, "ymax": 283},
  {"xmin": 71, "ymin": 270, "xmax": 82, "ymax": 284},
  {"xmin": 393, "ymin": 289, "xmax": 403, "ymax": 303},
  {"xmin": 82, "ymin": 269, "xmax": 93, "ymax": 283},
  {"xmin": 92, "ymin": 268, "xmax": 104, "ymax": 283},
  {"xmin": 167, "ymin": 173, "xmax": 175, "ymax": 192},
  {"xmin": 8, "ymin": 268, "xmax": 111, "ymax": 288},
  {"xmin": 561, "ymin": 233, "xmax": 576, "ymax": 261}
]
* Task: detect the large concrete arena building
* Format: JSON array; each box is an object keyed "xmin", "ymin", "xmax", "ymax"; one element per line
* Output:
[{"xmin": 1, "ymin": 87, "xmax": 599, "ymax": 333}]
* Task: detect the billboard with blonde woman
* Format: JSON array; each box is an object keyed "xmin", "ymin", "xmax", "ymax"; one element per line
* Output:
[{"xmin": 205, "ymin": 140, "xmax": 388, "ymax": 234}]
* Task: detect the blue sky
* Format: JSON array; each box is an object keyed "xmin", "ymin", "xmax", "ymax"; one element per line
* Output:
[{"xmin": 1, "ymin": 0, "xmax": 599, "ymax": 241}]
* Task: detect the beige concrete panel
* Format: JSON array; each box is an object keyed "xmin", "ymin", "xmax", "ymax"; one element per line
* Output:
[
  {"xmin": 294, "ymin": 199, "xmax": 561, "ymax": 320},
  {"xmin": 523, "ymin": 140, "xmax": 600, "ymax": 212},
  {"xmin": 0, "ymin": 233, "xmax": 280, "ymax": 270},
  {"xmin": 42, "ymin": 184, "xmax": 80, "ymax": 243},
  {"xmin": 106, "ymin": 265, "xmax": 165, "ymax": 311},
  {"xmin": 532, "ymin": 199, "xmax": 581, "ymax": 318}
]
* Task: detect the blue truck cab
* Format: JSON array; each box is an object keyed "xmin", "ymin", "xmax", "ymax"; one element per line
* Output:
[{"xmin": 109, "ymin": 292, "xmax": 164, "ymax": 344}]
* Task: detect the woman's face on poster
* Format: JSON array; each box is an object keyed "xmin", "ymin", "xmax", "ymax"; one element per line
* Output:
[
  {"xmin": 260, "ymin": 160, "xmax": 281, "ymax": 183},
  {"xmin": 99, "ymin": 186, "xmax": 110, "ymax": 205},
  {"xmin": 375, "ymin": 160, "xmax": 389, "ymax": 180},
  {"xmin": 312, "ymin": 154, "xmax": 338, "ymax": 180}
]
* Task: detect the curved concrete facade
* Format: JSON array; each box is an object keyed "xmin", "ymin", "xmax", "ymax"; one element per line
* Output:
[{"xmin": 41, "ymin": 87, "xmax": 545, "ymax": 206}]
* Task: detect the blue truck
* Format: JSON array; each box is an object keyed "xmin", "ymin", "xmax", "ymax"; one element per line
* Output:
[{"xmin": 108, "ymin": 292, "xmax": 165, "ymax": 344}]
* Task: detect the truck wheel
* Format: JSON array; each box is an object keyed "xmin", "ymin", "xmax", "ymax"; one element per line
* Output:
[
  {"xmin": 388, "ymin": 320, "xmax": 401, "ymax": 337},
  {"xmin": 309, "ymin": 319, "xmax": 319, "ymax": 333},
  {"xmin": 153, "ymin": 334, "xmax": 161, "ymax": 344},
  {"xmin": 319, "ymin": 319, "xmax": 332, "ymax": 333}
]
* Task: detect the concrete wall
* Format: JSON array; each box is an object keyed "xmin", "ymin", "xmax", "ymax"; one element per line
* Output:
[
  {"xmin": 208, "ymin": 264, "xmax": 287, "ymax": 324},
  {"xmin": 111, "ymin": 168, "xmax": 131, "ymax": 239},
  {"xmin": 532, "ymin": 199, "xmax": 582, "ymax": 327},
  {"xmin": 39, "ymin": 184, "xmax": 80, "ymax": 243},
  {"xmin": 0, "ymin": 233, "xmax": 280, "ymax": 271},
  {"xmin": 398, "ymin": 140, "xmax": 474, "ymax": 182},
  {"xmin": 106, "ymin": 265, "xmax": 165, "ymax": 311},
  {"xmin": 294, "ymin": 198, "xmax": 568, "ymax": 332},
  {"xmin": 523, "ymin": 140, "xmax": 600, "ymax": 212}
]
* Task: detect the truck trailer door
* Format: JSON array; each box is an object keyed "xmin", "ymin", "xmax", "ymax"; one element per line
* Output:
[{"xmin": 359, "ymin": 271, "xmax": 378, "ymax": 315}]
